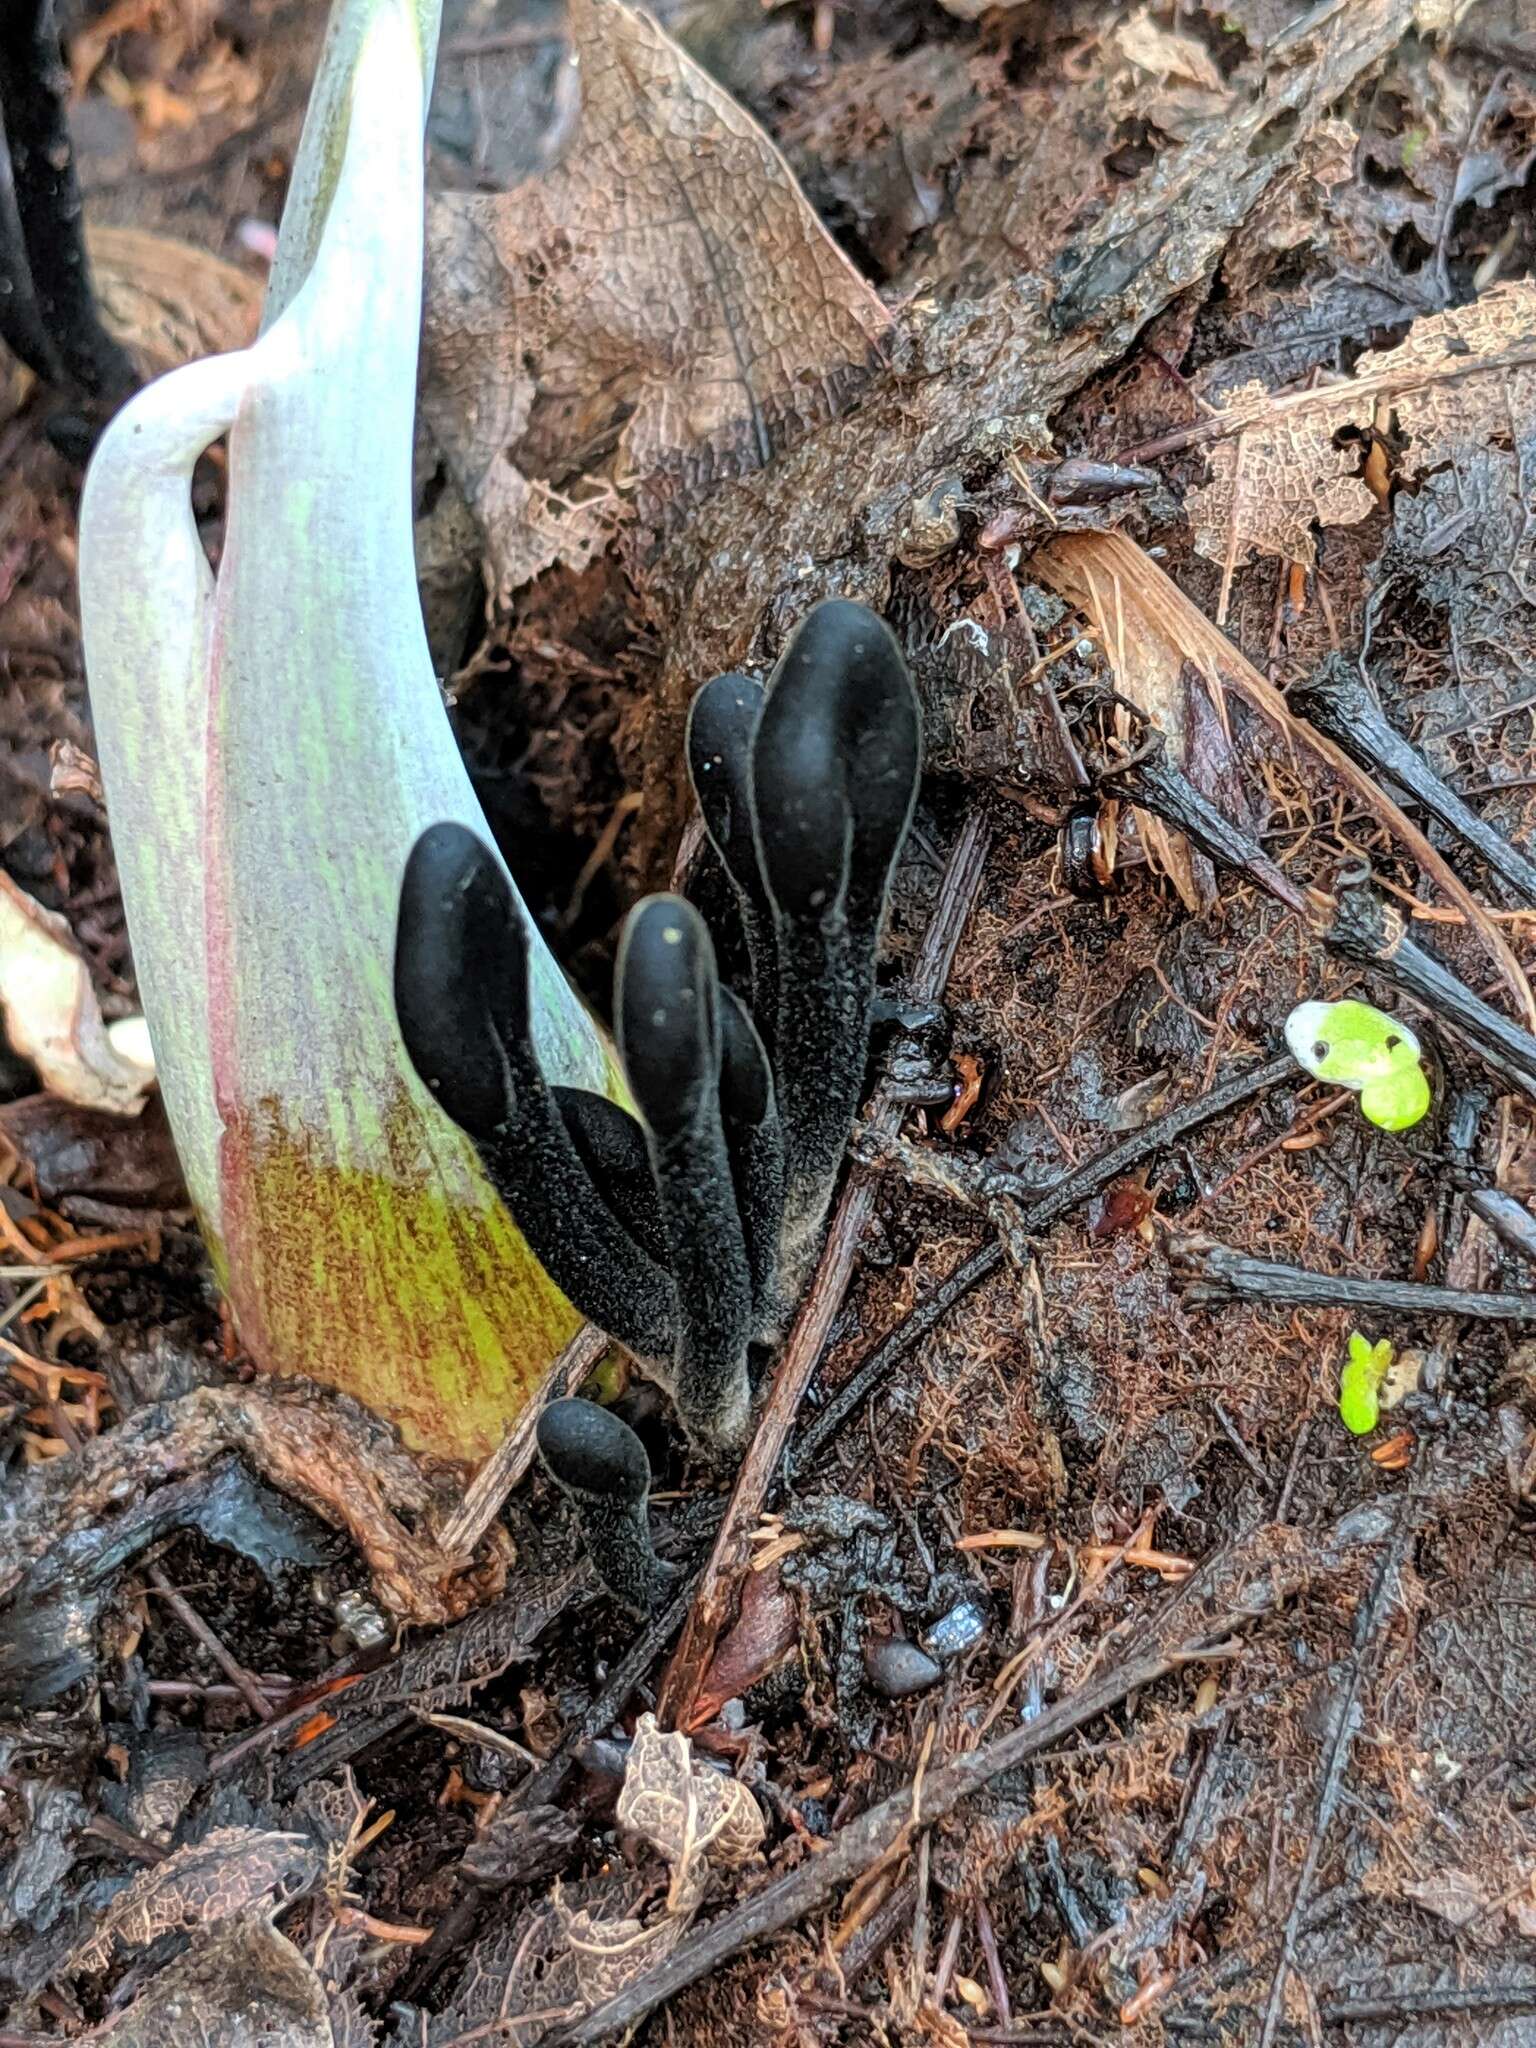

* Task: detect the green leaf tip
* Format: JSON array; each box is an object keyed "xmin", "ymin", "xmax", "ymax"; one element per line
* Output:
[
  {"xmin": 78, "ymin": 0, "xmax": 612, "ymax": 1460},
  {"xmin": 1284, "ymin": 998, "xmax": 1431, "ymax": 1131},
  {"xmin": 1339, "ymin": 1330, "xmax": 1393, "ymax": 1435}
]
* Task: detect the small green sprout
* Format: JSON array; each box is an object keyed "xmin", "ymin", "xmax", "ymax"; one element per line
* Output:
[
  {"xmin": 1339, "ymin": 1331, "xmax": 1393, "ymax": 1435},
  {"xmin": 1284, "ymin": 998, "xmax": 1431, "ymax": 1131}
]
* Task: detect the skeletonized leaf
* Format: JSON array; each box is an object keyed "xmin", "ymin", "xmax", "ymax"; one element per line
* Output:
[
  {"xmin": 422, "ymin": 0, "xmax": 890, "ymax": 604},
  {"xmin": 0, "ymin": 874, "xmax": 154, "ymax": 1114},
  {"xmin": 616, "ymin": 1711, "xmax": 763, "ymax": 1914},
  {"xmin": 103, "ymin": 1914, "xmax": 330, "ymax": 2048},
  {"xmin": 558, "ymin": 1898, "xmax": 683, "ymax": 2007},
  {"xmin": 1187, "ymin": 279, "xmax": 1536, "ymax": 596},
  {"xmin": 71, "ymin": 1828, "xmax": 317, "ymax": 1973}
]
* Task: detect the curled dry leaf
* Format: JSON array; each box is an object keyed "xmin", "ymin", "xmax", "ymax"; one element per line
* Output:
[
  {"xmin": 0, "ymin": 1380, "xmax": 465, "ymax": 1630},
  {"xmin": 70, "ymin": 1827, "xmax": 317, "ymax": 1973},
  {"xmin": 1186, "ymin": 279, "xmax": 1536, "ymax": 601},
  {"xmin": 616, "ymin": 1712, "xmax": 764, "ymax": 1915},
  {"xmin": 421, "ymin": 0, "xmax": 890, "ymax": 605},
  {"xmin": 1113, "ymin": 8, "xmax": 1226, "ymax": 92},
  {"xmin": 102, "ymin": 1913, "xmax": 331, "ymax": 2048},
  {"xmin": 0, "ymin": 873, "xmax": 155, "ymax": 1115},
  {"xmin": 1034, "ymin": 531, "xmax": 1535, "ymax": 1026},
  {"xmin": 558, "ymin": 1898, "xmax": 684, "ymax": 2008}
]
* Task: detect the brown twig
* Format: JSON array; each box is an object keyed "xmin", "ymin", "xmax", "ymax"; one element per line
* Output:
[
  {"xmin": 545, "ymin": 1502, "xmax": 1392, "ymax": 2046},
  {"xmin": 437, "ymin": 1322, "xmax": 610, "ymax": 1562},
  {"xmin": 1257, "ymin": 1489, "xmax": 1413, "ymax": 2048},
  {"xmin": 146, "ymin": 1564, "xmax": 274, "ymax": 1721},
  {"xmin": 1170, "ymin": 1232, "xmax": 1536, "ymax": 1323},
  {"xmin": 1324, "ymin": 865, "xmax": 1536, "ymax": 1100},
  {"xmin": 791, "ymin": 1054, "xmax": 1295, "ymax": 1476},
  {"xmin": 655, "ymin": 812, "xmax": 994, "ymax": 1728},
  {"xmin": 394, "ymin": 1570, "xmax": 700, "ymax": 2007},
  {"xmin": 1107, "ymin": 742, "xmax": 1536, "ymax": 1099},
  {"xmin": 1292, "ymin": 655, "xmax": 1536, "ymax": 907},
  {"xmin": 1319, "ymin": 1982, "xmax": 1536, "ymax": 2026}
]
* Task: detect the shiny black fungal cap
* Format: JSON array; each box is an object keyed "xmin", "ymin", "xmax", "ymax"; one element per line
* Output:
[
  {"xmin": 393, "ymin": 595, "xmax": 924, "ymax": 1462},
  {"xmin": 537, "ymin": 1395, "xmax": 651, "ymax": 1505},
  {"xmin": 686, "ymin": 671, "xmax": 766, "ymax": 907},
  {"xmin": 616, "ymin": 895, "xmax": 721, "ymax": 1137},
  {"xmin": 616, "ymin": 894, "xmax": 754, "ymax": 1456},
  {"xmin": 395, "ymin": 824, "xmax": 677, "ymax": 1364},
  {"xmin": 394, "ymin": 821, "xmax": 527, "ymax": 1140},
  {"xmin": 751, "ymin": 598, "xmax": 921, "ymax": 925}
]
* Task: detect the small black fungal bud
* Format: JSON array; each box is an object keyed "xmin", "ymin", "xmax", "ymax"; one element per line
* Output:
[
  {"xmin": 617, "ymin": 895, "xmax": 753, "ymax": 1455},
  {"xmin": 395, "ymin": 824, "xmax": 676, "ymax": 1362},
  {"xmin": 536, "ymin": 1398, "xmax": 677, "ymax": 1617}
]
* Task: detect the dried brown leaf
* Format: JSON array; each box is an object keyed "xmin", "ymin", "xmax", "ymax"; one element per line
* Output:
[
  {"xmin": 71, "ymin": 1827, "xmax": 317, "ymax": 1973},
  {"xmin": 1033, "ymin": 532, "xmax": 1536, "ymax": 1026},
  {"xmin": 1187, "ymin": 280, "xmax": 1536, "ymax": 601},
  {"xmin": 1113, "ymin": 8, "xmax": 1225, "ymax": 91},
  {"xmin": 421, "ymin": 0, "xmax": 889, "ymax": 605},
  {"xmin": 1403, "ymin": 1867, "xmax": 1497, "ymax": 1930}
]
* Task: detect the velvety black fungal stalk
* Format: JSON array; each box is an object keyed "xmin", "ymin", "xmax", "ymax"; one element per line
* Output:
[
  {"xmin": 0, "ymin": 1, "xmax": 133, "ymax": 399},
  {"xmin": 686, "ymin": 670, "xmax": 776, "ymax": 1030},
  {"xmin": 750, "ymin": 599, "xmax": 921, "ymax": 1259},
  {"xmin": 535, "ymin": 1398, "xmax": 677, "ymax": 1616},
  {"xmin": 718, "ymin": 989, "xmax": 786, "ymax": 1335},
  {"xmin": 394, "ymin": 823, "xmax": 676, "ymax": 1360},
  {"xmin": 553, "ymin": 1088, "xmax": 669, "ymax": 1267},
  {"xmin": 616, "ymin": 895, "xmax": 754, "ymax": 1454}
]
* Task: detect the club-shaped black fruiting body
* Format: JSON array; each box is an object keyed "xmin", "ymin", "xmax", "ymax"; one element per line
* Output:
[
  {"xmin": 394, "ymin": 823, "xmax": 676, "ymax": 1364},
  {"xmin": 617, "ymin": 895, "xmax": 756, "ymax": 1453},
  {"xmin": 535, "ymin": 1398, "xmax": 677, "ymax": 1616},
  {"xmin": 392, "ymin": 598, "xmax": 920, "ymax": 1486},
  {"xmin": 687, "ymin": 671, "xmax": 776, "ymax": 1033},
  {"xmin": 692, "ymin": 599, "xmax": 922, "ymax": 1280}
]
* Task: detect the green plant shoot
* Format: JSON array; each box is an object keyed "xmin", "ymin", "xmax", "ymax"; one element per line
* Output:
[
  {"xmin": 78, "ymin": 0, "xmax": 616, "ymax": 1459},
  {"xmin": 1284, "ymin": 998, "xmax": 1431, "ymax": 1131},
  {"xmin": 1339, "ymin": 1330, "xmax": 1392, "ymax": 1434}
]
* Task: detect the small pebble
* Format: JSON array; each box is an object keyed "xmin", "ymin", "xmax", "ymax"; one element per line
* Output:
[
  {"xmin": 864, "ymin": 1638, "xmax": 942, "ymax": 1698},
  {"xmin": 921, "ymin": 1598, "xmax": 989, "ymax": 1661}
]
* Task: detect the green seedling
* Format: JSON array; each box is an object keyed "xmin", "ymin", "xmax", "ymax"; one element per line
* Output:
[
  {"xmin": 1339, "ymin": 1330, "xmax": 1393, "ymax": 1435},
  {"xmin": 1284, "ymin": 998, "xmax": 1431, "ymax": 1131}
]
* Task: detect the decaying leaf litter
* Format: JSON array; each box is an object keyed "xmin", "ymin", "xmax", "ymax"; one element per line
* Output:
[{"xmin": 6, "ymin": 0, "xmax": 1536, "ymax": 2040}]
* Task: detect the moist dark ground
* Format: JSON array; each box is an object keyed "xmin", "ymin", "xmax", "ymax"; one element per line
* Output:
[{"xmin": 5, "ymin": 3, "xmax": 1536, "ymax": 2045}]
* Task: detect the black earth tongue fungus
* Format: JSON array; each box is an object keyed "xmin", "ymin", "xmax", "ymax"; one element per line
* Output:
[
  {"xmin": 535, "ymin": 1397, "xmax": 679, "ymax": 1617},
  {"xmin": 617, "ymin": 894, "xmax": 754, "ymax": 1456},
  {"xmin": 750, "ymin": 598, "xmax": 922, "ymax": 1272},
  {"xmin": 718, "ymin": 988, "xmax": 787, "ymax": 1339},
  {"xmin": 686, "ymin": 670, "xmax": 776, "ymax": 1032},
  {"xmin": 0, "ymin": 0, "xmax": 134, "ymax": 401},
  {"xmin": 553, "ymin": 1087, "xmax": 669, "ymax": 1267},
  {"xmin": 393, "ymin": 821, "xmax": 677, "ymax": 1362}
]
